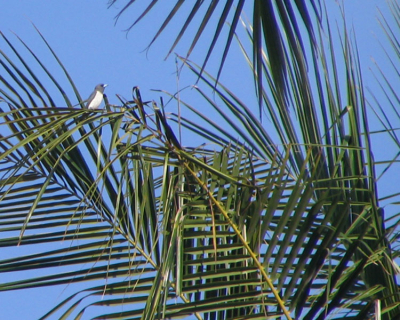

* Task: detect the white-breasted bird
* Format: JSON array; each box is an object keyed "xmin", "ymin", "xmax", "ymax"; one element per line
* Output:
[{"xmin": 86, "ymin": 84, "xmax": 108, "ymax": 110}]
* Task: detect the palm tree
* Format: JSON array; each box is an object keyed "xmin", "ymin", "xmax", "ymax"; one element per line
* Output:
[{"xmin": 1, "ymin": 1, "xmax": 400, "ymax": 319}]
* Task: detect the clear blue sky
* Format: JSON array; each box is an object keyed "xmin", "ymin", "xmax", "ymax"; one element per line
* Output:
[{"xmin": 0, "ymin": 1, "xmax": 397, "ymax": 319}]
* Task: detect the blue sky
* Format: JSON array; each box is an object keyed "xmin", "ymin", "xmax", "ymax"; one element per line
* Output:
[
  {"xmin": 0, "ymin": 1, "xmax": 176, "ymax": 105},
  {"xmin": 0, "ymin": 1, "xmax": 398, "ymax": 319}
]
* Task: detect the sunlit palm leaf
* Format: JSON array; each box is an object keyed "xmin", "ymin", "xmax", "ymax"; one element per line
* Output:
[{"xmin": 0, "ymin": 32, "xmax": 291, "ymax": 318}]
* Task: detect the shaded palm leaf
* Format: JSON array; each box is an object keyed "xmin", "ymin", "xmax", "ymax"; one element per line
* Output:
[{"xmin": 108, "ymin": 0, "xmax": 321, "ymax": 116}]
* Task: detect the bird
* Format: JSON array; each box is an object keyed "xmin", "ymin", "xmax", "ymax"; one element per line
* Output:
[{"xmin": 86, "ymin": 84, "xmax": 108, "ymax": 110}]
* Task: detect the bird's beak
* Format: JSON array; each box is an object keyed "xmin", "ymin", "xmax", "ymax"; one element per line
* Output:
[{"xmin": 104, "ymin": 84, "xmax": 108, "ymax": 88}]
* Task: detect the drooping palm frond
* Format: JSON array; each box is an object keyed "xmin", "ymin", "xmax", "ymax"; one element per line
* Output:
[
  {"xmin": 108, "ymin": 0, "xmax": 322, "ymax": 115},
  {"xmin": 0, "ymin": 30, "xmax": 297, "ymax": 319}
]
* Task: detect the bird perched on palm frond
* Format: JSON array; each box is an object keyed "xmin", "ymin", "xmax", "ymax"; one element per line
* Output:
[{"xmin": 86, "ymin": 84, "xmax": 108, "ymax": 109}]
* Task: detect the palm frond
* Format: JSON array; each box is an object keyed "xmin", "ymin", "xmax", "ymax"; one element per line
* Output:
[{"xmin": 108, "ymin": 0, "xmax": 321, "ymax": 116}]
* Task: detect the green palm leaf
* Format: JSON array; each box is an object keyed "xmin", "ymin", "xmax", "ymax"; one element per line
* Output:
[
  {"xmin": 109, "ymin": 0, "xmax": 321, "ymax": 116},
  {"xmin": 1, "ymin": 1, "xmax": 400, "ymax": 320}
]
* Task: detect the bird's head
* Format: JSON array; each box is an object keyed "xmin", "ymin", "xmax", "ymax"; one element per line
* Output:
[{"xmin": 95, "ymin": 84, "xmax": 108, "ymax": 92}]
